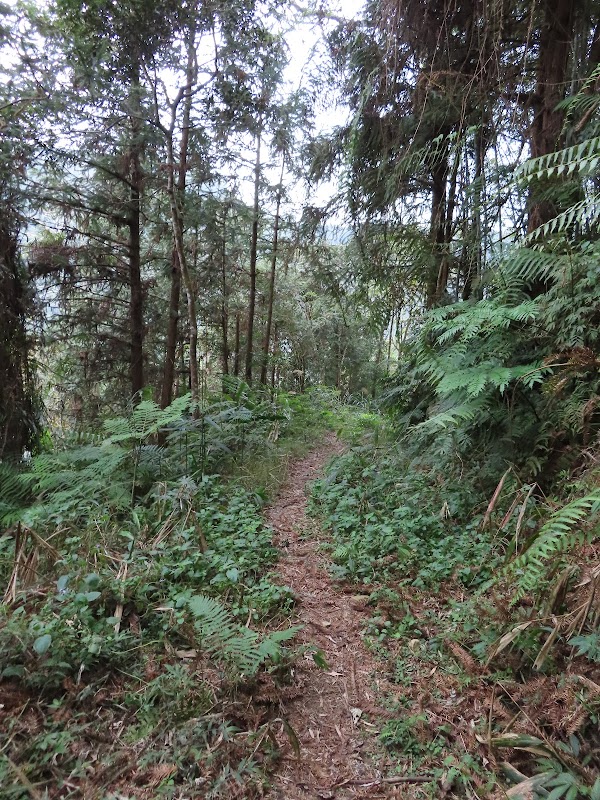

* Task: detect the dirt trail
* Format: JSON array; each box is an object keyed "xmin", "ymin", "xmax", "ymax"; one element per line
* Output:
[{"xmin": 265, "ymin": 434, "xmax": 404, "ymax": 800}]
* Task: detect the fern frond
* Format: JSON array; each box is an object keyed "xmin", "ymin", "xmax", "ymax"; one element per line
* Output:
[
  {"xmin": 525, "ymin": 196, "xmax": 600, "ymax": 243},
  {"xmin": 189, "ymin": 594, "xmax": 232, "ymax": 637},
  {"xmin": 0, "ymin": 464, "xmax": 32, "ymax": 525},
  {"xmin": 256, "ymin": 628, "xmax": 299, "ymax": 661},
  {"xmin": 507, "ymin": 490, "xmax": 600, "ymax": 594},
  {"xmin": 518, "ymin": 137, "xmax": 600, "ymax": 182},
  {"xmin": 437, "ymin": 364, "xmax": 543, "ymax": 398},
  {"xmin": 414, "ymin": 397, "xmax": 489, "ymax": 430},
  {"xmin": 558, "ymin": 92, "xmax": 600, "ymax": 120},
  {"xmin": 102, "ymin": 417, "xmax": 130, "ymax": 441},
  {"xmin": 14, "ymin": 443, "xmax": 132, "ymax": 526},
  {"xmin": 426, "ymin": 299, "xmax": 539, "ymax": 346},
  {"xmin": 188, "ymin": 594, "xmax": 299, "ymax": 675},
  {"xmin": 104, "ymin": 395, "xmax": 192, "ymax": 443},
  {"xmin": 501, "ymin": 247, "xmax": 569, "ymax": 286}
]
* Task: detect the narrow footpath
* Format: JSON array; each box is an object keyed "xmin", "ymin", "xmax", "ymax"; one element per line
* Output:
[{"xmin": 265, "ymin": 434, "xmax": 410, "ymax": 800}]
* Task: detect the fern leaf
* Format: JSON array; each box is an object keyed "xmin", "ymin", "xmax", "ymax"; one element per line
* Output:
[
  {"xmin": 502, "ymin": 247, "xmax": 567, "ymax": 286},
  {"xmin": 526, "ymin": 197, "xmax": 600, "ymax": 243},
  {"xmin": 0, "ymin": 463, "xmax": 32, "ymax": 525},
  {"xmin": 188, "ymin": 594, "xmax": 299, "ymax": 675},
  {"xmin": 518, "ymin": 136, "xmax": 600, "ymax": 182},
  {"xmin": 257, "ymin": 628, "xmax": 299, "ymax": 661},
  {"xmin": 414, "ymin": 398, "xmax": 488, "ymax": 430},
  {"xmin": 188, "ymin": 594, "xmax": 232, "ymax": 636},
  {"xmin": 506, "ymin": 490, "xmax": 600, "ymax": 594},
  {"xmin": 436, "ymin": 364, "xmax": 541, "ymax": 398},
  {"xmin": 104, "ymin": 394, "xmax": 192, "ymax": 443}
]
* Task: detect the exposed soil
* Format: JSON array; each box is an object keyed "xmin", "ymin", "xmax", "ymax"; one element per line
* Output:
[{"xmin": 265, "ymin": 434, "xmax": 411, "ymax": 799}]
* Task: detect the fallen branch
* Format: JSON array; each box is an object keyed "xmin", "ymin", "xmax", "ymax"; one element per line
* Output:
[{"xmin": 328, "ymin": 774, "xmax": 434, "ymax": 790}]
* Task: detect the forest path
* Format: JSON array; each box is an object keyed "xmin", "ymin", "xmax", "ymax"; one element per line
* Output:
[{"xmin": 265, "ymin": 433, "xmax": 406, "ymax": 800}]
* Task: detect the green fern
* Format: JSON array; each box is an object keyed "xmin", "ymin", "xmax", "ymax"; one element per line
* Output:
[
  {"xmin": 437, "ymin": 364, "xmax": 544, "ymax": 398},
  {"xmin": 507, "ymin": 490, "xmax": 600, "ymax": 594},
  {"xmin": 9, "ymin": 395, "xmax": 198, "ymax": 527},
  {"xmin": 188, "ymin": 594, "xmax": 299, "ymax": 676},
  {"xmin": 104, "ymin": 394, "xmax": 192, "ymax": 443},
  {"xmin": 514, "ymin": 134, "xmax": 600, "ymax": 244},
  {"xmin": 525, "ymin": 197, "xmax": 600, "ymax": 243},
  {"xmin": 501, "ymin": 247, "xmax": 570, "ymax": 286},
  {"xmin": 0, "ymin": 463, "xmax": 32, "ymax": 525},
  {"xmin": 425, "ymin": 299, "xmax": 539, "ymax": 346},
  {"xmin": 414, "ymin": 397, "xmax": 489, "ymax": 430},
  {"xmin": 518, "ymin": 136, "xmax": 600, "ymax": 182},
  {"xmin": 408, "ymin": 296, "xmax": 547, "ymax": 434},
  {"xmin": 18, "ymin": 444, "xmax": 131, "ymax": 525},
  {"xmin": 557, "ymin": 64, "xmax": 600, "ymax": 126}
]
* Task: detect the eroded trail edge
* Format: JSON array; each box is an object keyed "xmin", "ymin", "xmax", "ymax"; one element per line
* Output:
[{"xmin": 266, "ymin": 434, "xmax": 398, "ymax": 800}]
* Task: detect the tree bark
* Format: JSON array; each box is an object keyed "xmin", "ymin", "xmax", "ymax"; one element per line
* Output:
[
  {"xmin": 372, "ymin": 326, "xmax": 385, "ymax": 398},
  {"xmin": 160, "ymin": 46, "xmax": 194, "ymax": 409},
  {"xmin": 128, "ymin": 69, "xmax": 144, "ymax": 401},
  {"xmin": 463, "ymin": 127, "xmax": 487, "ymax": 300},
  {"xmin": 220, "ymin": 204, "xmax": 230, "ymax": 378},
  {"xmin": 386, "ymin": 307, "xmax": 395, "ymax": 373},
  {"xmin": 260, "ymin": 155, "xmax": 284, "ymax": 386},
  {"xmin": 528, "ymin": 0, "xmax": 576, "ymax": 231},
  {"xmin": 163, "ymin": 32, "xmax": 199, "ymax": 405},
  {"xmin": 0, "ymin": 214, "xmax": 35, "ymax": 458},
  {"xmin": 233, "ymin": 311, "xmax": 241, "ymax": 377},
  {"xmin": 160, "ymin": 249, "xmax": 181, "ymax": 408},
  {"xmin": 245, "ymin": 126, "xmax": 262, "ymax": 385},
  {"xmin": 270, "ymin": 321, "xmax": 278, "ymax": 394},
  {"xmin": 435, "ymin": 143, "xmax": 460, "ymax": 302},
  {"xmin": 426, "ymin": 158, "xmax": 448, "ymax": 308}
]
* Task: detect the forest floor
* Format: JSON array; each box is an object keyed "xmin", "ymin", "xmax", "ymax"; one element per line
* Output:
[
  {"xmin": 265, "ymin": 434, "xmax": 415, "ymax": 800},
  {"xmin": 3, "ymin": 405, "xmax": 598, "ymax": 800}
]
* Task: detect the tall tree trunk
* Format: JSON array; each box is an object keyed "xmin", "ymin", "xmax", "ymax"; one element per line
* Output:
[
  {"xmin": 245, "ymin": 126, "xmax": 262, "ymax": 385},
  {"xmin": 161, "ymin": 250, "xmax": 181, "ymax": 408},
  {"xmin": 372, "ymin": 326, "xmax": 385, "ymax": 397},
  {"xmin": 0, "ymin": 215, "xmax": 35, "ymax": 459},
  {"xmin": 528, "ymin": 0, "xmax": 576, "ymax": 231},
  {"xmin": 220, "ymin": 205, "xmax": 230, "ymax": 379},
  {"xmin": 435, "ymin": 144, "xmax": 460, "ymax": 302},
  {"xmin": 260, "ymin": 155, "xmax": 284, "ymax": 386},
  {"xmin": 426, "ymin": 158, "xmax": 447, "ymax": 308},
  {"xmin": 167, "ymin": 150, "xmax": 198, "ymax": 405},
  {"xmin": 463, "ymin": 127, "xmax": 486, "ymax": 300},
  {"xmin": 386, "ymin": 307, "xmax": 395, "ymax": 373},
  {"xmin": 233, "ymin": 312, "xmax": 241, "ymax": 377},
  {"xmin": 525, "ymin": 0, "xmax": 576, "ymax": 299},
  {"xmin": 160, "ymin": 41, "xmax": 195, "ymax": 409},
  {"xmin": 163, "ymin": 32, "xmax": 199, "ymax": 404},
  {"xmin": 270, "ymin": 321, "xmax": 278, "ymax": 394},
  {"xmin": 128, "ymin": 69, "xmax": 144, "ymax": 401}
]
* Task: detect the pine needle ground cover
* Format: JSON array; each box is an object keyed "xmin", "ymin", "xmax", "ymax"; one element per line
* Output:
[
  {"xmin": 311, "ymin": 433, "xmax": 600, "ymax": 798},
  {"xmin": 0, "ymin": 389, "xmax": 334, "ymax": 799}
]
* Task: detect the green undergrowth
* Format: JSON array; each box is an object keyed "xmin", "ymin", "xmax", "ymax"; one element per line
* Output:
[
  {"xmin": 0, "ymin": 383, "xmax": 339, "ymax": 799},
  {"xmin": 311, "ymin": 426, "xmax": 600, "ymax": 798},
  {"xmin": 311, "ymin": 444, "xmax": 497, "ymax": 590},
  {"xmin": 232, "ymin": 385, "xmax": 354, "ymax": 497}
]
